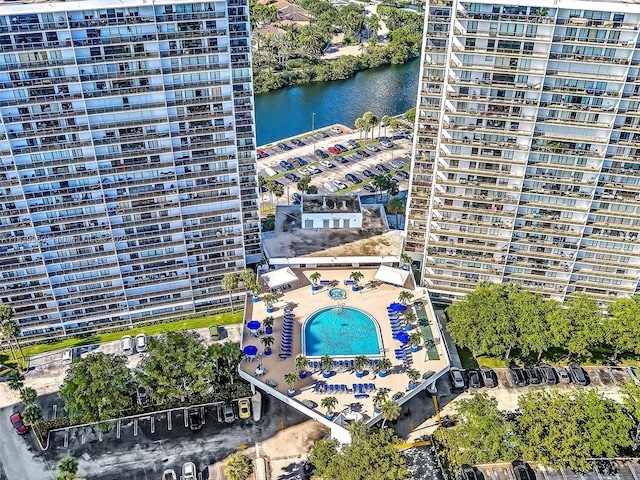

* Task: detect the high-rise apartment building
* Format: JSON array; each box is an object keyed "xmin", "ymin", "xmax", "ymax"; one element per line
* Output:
[
  {"xmin": 407, "ymin": 0, "xmax": 640, "ymax": 304},
  {"xmin": 0, "ymin": 0, "xmax": 260, "ymax": 339}
]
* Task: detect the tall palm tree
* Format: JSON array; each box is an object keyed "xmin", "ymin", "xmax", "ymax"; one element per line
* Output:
[
  {"xmin": 320, "ymin": 354, "xmax": 334, "ymax": 375},
  {"xmin": 380, "ymin": 400, "xmax": 401, "ymax": 427},
  {"xmin": 239, "ymin": 268, "xmax": 256, "ymax": 289},
  {"xmin": 363, "ymin": 111, "xmax": 379, "ymax": 139},
  {"xmin": 348, "ymin": 419, "xmax": 370, "ymax": 443},
  {"xmin": 380, "ymin": 114, "xmax": 390, "ymax": 138},
  {"xmin": 376, "ymin": 358, "xmax": 393, "ymax": 375},
  {"xmin": 221, "ymin": 273, "xmax": 238, "ymax": 314},
  {"xmin": 406, "ymin": 367, "xmax": 421, "ymax": 387},
  {"xmin": 262, "ymin": 293, "xmax": 278, "ymax": 310},
  {"xmin": 387, "ymin": 197, "xmax": 406, "ymax": 229},
  {"xmin": 272, "ymin": 182, "xmax": 285, "ymax": 205},
  {"xmin": 354, "ymin": 117, "xmax": 365, "ymax": 140},
  {"xmin": 20, "ymin": 386, "xmax": 37, "ymax": 405},
  {"xmin": 22, "ymin": 404, "xmax": 42, "ymax": 439},
  {"xmin": 58, "ymin": 456, "xmax": 79, "ymax": 477},
  {"xmin": 295, "ymin": 354, "xmax": 310, "ymax": 375},
  {"xmin": 354, "ymin": 355, "xmax": 368, "ymax": 375},
  {"xmin": 6, "ymin": 371, "xmax": 24, "ymax": 392},
  {"xmin": 372, "ymin": 389, "xmax": 389, "ymax": 411},
  {"xmin": 0, "ymin": 305, "xmax": 23, "ymax": 363},
  {"xmin": 398, "ymin": 290, "xmax": 414, "ymax": 305},
  {"xmin": 321, "ymin": 396, "xmax": 338, "ymax": 417}
]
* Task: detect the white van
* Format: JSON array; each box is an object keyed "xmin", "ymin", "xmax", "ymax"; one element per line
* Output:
[{"xmin": 264, "ymin": 167, "xmax": 278, "ymax": 177}]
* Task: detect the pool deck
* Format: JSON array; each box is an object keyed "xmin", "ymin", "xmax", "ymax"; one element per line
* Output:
[{"xmin": 239, "ymin": 268, "xmax": 450, "ymax": 428}]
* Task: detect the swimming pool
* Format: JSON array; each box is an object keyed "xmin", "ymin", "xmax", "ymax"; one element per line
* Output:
[
  {"xmin": 303, "ymin": 306, "xmax": 382, "ymax": 357},
  {"xmin": 328, "ymin": 287, "xmax": 346, "ymax": 300}
]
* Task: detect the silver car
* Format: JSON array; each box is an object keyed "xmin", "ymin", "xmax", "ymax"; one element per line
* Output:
[
  {"xmin": 224, "ymin": 404, "xmax": 236, "ymax": 423},
  {"xmin": 121, "ymin": 335, "xmax": 134, "ymax": 356},
  {"xmin": 182, "ymin": 462, "xmax": 196, "ymax": 480}
]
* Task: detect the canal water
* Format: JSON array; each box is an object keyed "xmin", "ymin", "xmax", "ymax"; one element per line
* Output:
[{"xmin": 254, "ymin": 57, "xmax": 420, "ymax": 146}]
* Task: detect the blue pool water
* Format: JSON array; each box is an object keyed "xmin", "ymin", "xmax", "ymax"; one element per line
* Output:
[{"xmin": 303, "ymin": 307, "xmax": 382, "ymax": 357}]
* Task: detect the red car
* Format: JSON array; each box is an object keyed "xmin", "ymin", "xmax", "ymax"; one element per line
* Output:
[
  {"xmin": 10, "ymin": 412, "xmax": 27, "ymax": 435},
  {"xmin": 327, "ymin": 146, "xmax": 341, "ymax": 155},
  {"xmin": 256, "ymin": 149, "xmax": 268, "ymax": 158}
]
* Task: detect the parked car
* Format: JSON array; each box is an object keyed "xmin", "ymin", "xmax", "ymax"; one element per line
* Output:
[
  {"xmin": 512, "ymin": 461, "xmax": 535, "ymax": 480},
  {"xmin": 292, "ymin": 193, "xmax": 302, "ymax": 204},
  {"xmin": 280, "ymin": 160, "xmax": 293, "ymax": 170},
  {"xmin": 509, "ymin": 366, "xmax": 529, "ymax": 387},
  {"xmin": 480, "ymin": 367, "xmax": 497, "ymax": 388},
  {"xmin": 135, "ymin": 333, "xmax": 146, "ymax": 353},
  {"xmin": 315, "ymin": 149, "xmax": 329, "ymax": 158},
  {"xmin": 327, "ymin": 146, "xmax": 341, "ymax": 155},
  {"xmin": 362, "ymin": 184, "xmax": 376, "ymax": 193},
  {"xmin": 334, "ymin": 181, "xmax": 348, "ymax": 190},
  {"xmin": 569, "ymin": 364, "xmax": 588, "ymax": 386},
  {"xmin": 365, "ymin": 144, "xmax": 380, "ymax": 152},
  {"xmin": 295, "ymin": 157, "xmax": 308, "ymax": 166},
  {"xmin": 336, "ymin": 155, "xmax": 349, "ymax": 164},
  {"xmin": 334, "ymin": 143, "xmax": 348, "ymax": 152},
  {"xmin": 627, "ymin": 365, "xmax": 640, "ymax": 385},
  {"xmin": 355, "ymin": 149, "xmax": 370, "ymax": 157},
  {"xmin": 277, "ymin": 142, "xmax": 291, "ymax": 151},
  {"xmin": 375, "ymin": 164, "xmax": 390, "ymax": 173},
  {"xmin": 182, "ymin": 462, "xmax": 197, "ymax": 480},
  {"xmin": 390, "ymin": 159, "xmax": 406, "ymax": 169},
  {"xmin": 330, "ymin": 127, "xmax": 342, "ymax": 134},
  {"xmin": 347, "ymin": 139, "xmax": 360, "ymax": 149},
  {"xmin": 362, "ymin": 169, "xmax": 376, "ymax": 178},
  {"xmin": 224, "ymin": 404, "xmax": 236, "ymax": 423},
  {"xmin": 10, "ymin": 412, "xmax": 27, "ymax": 435},
  {"xmin": 450, "ymin": 368, "xmax": 465, "ymax": 389},
  {"xmin": 298, "ymin": 168, "xmax": 309, "ymax": 176},
  {"xmin": 238, "ymin": 398, "xmax": 251, "ymax": 419},
  {"xmin": 468, "ymin": 370, "xmax": 482, "ymax": 388},
  {"xmin": 309, "ymin": 166, "xmax": 322, "ymax": 175},
  {"xmin": 345, "ymin": 173, "xmax": 362, "ymax": 184},
  {"xmin": 525, "ymin": 366, "xmax": 542, "ymax": 384},
  {"xmin": 162, "ymin": 469, "xmax": 177, "ymax": 480},
  {"xmin": 460, "ymin": 465, "xmax": 481, "ymax": 480},
  {"xmin": 121, "ymin": 335, "xmax": 134, "ymax": 356},
  {"xmin": 61, "ymin": 348, "xmax": 73, "ymax": 365},
  {"xmin": 539, "ymin": 365, "xmax": 558, "ymax": 385},
  {"xmin": 188, "ymin": 408, "xmax": 202, "ymax": 431},
  {"xmin": 380, "ymin": 140, "xmax": 394, "ymax": 149},
  {"xmin": 324, "ymin": 181, "xmax": 339, "ymax": 193},
  {"xmin": 284, "ymin": 173, "xmax": 300, "ymax": 181},
  {"xmin": 556, "ymin": 366, "xmax": 571, "ymax": 384},
  {"xmin": 396, "ymin": 170, "xmax": 410, "ymax": 179},
  {"xmin": 320, "ymin": 160, "xmax": 336, "ymax": 169},
  {"xmin": 318, "ymin": 130, "xmax": 330, "ymax": 138},
  {"xmin": 273, "ymin": 180, "xmax": 284, "ymax": 187},
  {"xmin": 256, "ymin": 149, "xmax": 268, "ymax": 158},
  {"xmin": 291, "ymin": 138, "xmax": 305, "ymax": 146}
]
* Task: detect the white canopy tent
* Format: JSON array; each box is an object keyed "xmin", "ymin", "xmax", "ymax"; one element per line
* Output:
[
  {"xmin": 374, "ymin": 265, "xmax": 410, "ymax": 287},
  {"xmin": 261, "ymin": 267, "xmax": 299, "ymax": 289}
]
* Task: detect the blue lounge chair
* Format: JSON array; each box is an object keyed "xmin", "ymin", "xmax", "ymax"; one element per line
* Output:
[
  {"xmin": 349, "ymin": 360, "xmax": 355, "ymax": 369},
  {"xmin": 341, "ymin": 385, "xmax": 346, "ymax": 393},
  {"xmin": 329, "ymin": 385, "xmax": 334, "ymax": 393},
  {"xmin": 323, "ymin": 384, "xmax": 328, "ymax": 393},
  {"xmin": 358, "ymin": 384, "xmax": 363, "ymax": 394}
]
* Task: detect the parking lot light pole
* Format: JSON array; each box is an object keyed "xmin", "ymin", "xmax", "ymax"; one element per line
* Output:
[{"xmin": 312, "ymin": 112, "xmax": 316, "ymax": 152}]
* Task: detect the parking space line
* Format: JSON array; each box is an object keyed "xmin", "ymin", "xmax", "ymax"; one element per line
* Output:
[
  {"xmin": 628, "ymin": 462, "xmax": 639, "ymax": 480},
  {"xmin": 506, "ymin": 466, "xmax": 516, "ymax": 480},
  {"xmin": 151, "ymin": 416, "xmax": 155, "ymax": 434},
  {"xmin": 52, "ymin": 404, "xmax": 57, "ymax": 419},
  {"xmin": 117, "ymin": 419, "xmax": 121, "ymax": 439},
  {"xmin": 134, "ymin": 418, "xmax": 138, "ymax": 437},
  {"xmin": 539, "ymin": 466, "xmax": 551, "ymax": 480},
  {"xmin": 64, "ymin": 429, "xmax": 68, "ymax": 447},
  {"xmin": 168, "ymin": 411, "xmax": 172, "ymax": 431},
  {"xmin": 81, "ymin": 428, "xmax": 86, "ymax": 444},
  {"xmin": 560, "ymin": 468, "xmax": 569, "ymax": 480},
  {"xmin": 98, "ymin": 429, "xmax": 103, "ymax": 442},
  {"xmin": 607, "ymin": 367, "xmax": 617, "ymax": 385},
  {"xmin": 183, "ymin": 408, "xmax": 189, "ymax": 428},
  {"xmin": 201, "ymin": 406, "xmax": 205, "ymax": 425}
]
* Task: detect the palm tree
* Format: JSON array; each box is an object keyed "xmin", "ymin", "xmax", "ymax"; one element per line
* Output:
[
  {"xmin": 272, "ymin": 182, "xmax": 285, "ymax": 205},
  {"xmin": 380, "ymin": 114, "xmax": 390, "ymax": 138},
  {"xmin": 260, "ymin": 335, "xmax": 275, "ymax": 355},
  {"xmin": 320, "ymin": 354, "xmax": 334, "ymax": 376},
  {"xmin": 387, "ymin": 197, "xmax": 406, "ymax": 229},
  {"xmin": 239, "ymin": 268, "xmax": 256, "ymax": 289},
  {"xmin": 404, "ymin": 311, "xmax": 417, "ymax": 326},
  {"xmin": 363, "ymin": 111, "xmax": 379, "ymax": 139},
  {"xmin": 0, "ymin": 305, "xmax": 23, "ymax": 363},
  {"xmin": 321, "ymin": 396, "xmax": 338, "ymax": 417},
  {"xmin": 376, "ymin": 358, "xmax": 393, "ymax": 376},
  {"xmin": 372, "ymin": 389, "xmax": 389, "ymax": 412},
  {"xmin": 354, "ymin": 117, "xmax": 366, "ymax": 140},
  {"xmin": 409, "ymin": 331, "xmax": 423, "ymax": 350},
  {"xmin": 221, "ymin": 273, "xmax": 239, "ymax": 314},
  {"xmin": 349, "ymin": 271, "xmax": 364, "ymax": 288},
  {"xmin": 310, "ymin": 271, "xmax": 321, "ymax": 286},
  {"xmin": 372, "ymin": 175, "xmax": 387, "ymax": 203},
  {"xmin": 284, "ymin": 372, "xmax": 300, "ymax": 395},
  {"xmin": 263, "ymin": 316, "xmax": 274, "ymax": 333},
  {"xmin": 6, "ymin": 371, "xmax": 24, "ymax": 392},
  {"xmin": 295, "ymin": 354, "xmax": 310, "ymax": 376},
  {"xmin": 380, "ymin": 400, "xmax": 401, "ymax": 427},
  {"xmin": 398, "ymin": 290, "xmax": 414, "ymax": 305},
  {"xmin": 20, "ymin": 386, "xmax": 37, "ymax": 405},
  {"xmin": 224, "ymin": 452, "xmax": 254, "ymax": 480},
  {"xmin": 401, "ymin": 253, "xmax": 413, "ymax": 267},
  {"xmin": 58, "ymin": 456, "xmax": 79, "ymax": 477},
  {"xmin": 262, "ymin": 293, "xmax": 278, "ymax": 310},
  {"xmin": 406, "ymin": 367, "xmax": 421, "ymax": 387},
  {"xmin": 354, "ymin": 355, "xmax": 368, "ymax": 377},
  {"xmin": 22, "ymin": 404, "xmax": 42, "ymax": 439},
  {"xmin": 348, "ymin": 419, "xmax": 370, "ymax": 443}
]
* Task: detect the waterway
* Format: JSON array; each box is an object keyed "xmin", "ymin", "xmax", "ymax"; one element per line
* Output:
[{"xmin": 254, "ymin": 58, "xmax": 420, "ymax": 146}]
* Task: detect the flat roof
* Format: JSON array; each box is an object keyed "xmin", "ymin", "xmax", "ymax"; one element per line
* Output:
[
  {"xmin": 301, "ymin": 195, "xmax": 361, "ymax": 215},
  {"xmin": 263, "ymin": 204, "xmax": 403, "ymax": 258}
]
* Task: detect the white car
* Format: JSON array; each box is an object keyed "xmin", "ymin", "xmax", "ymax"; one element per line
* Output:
[
  {"xmin": 61, "ymin": 349, "xmax": 72, "ymax": 365},
  {"xmin": 323, "ymin": 182, "xmax": 339, "ymax": 193},
  {"xmin": 390, "ymin": 159, "xmax": 406, "ymax": 169},
  {"xmin": 135, "ymin": 333, "xmax": 147, "ymax": 352},
  {"xmin": 380, "ymin": 140, "xmax": 394, "ymax": 149},
  {"xmin": 182, "ymin": 462, "xmax": 197, "ymax": 480},
  {"xmin": 298, "ymin": 167, "xmax": 309, "ymax": 175},
  {"xmin": 334, "ymin": 181, "xmax": 348, "ymax": 190},
  {"xmin": 450, "ymin": 368, "xmax": 465, "ymax": 389},
  {"xmin": 121, "ymin": 335, "xmax": 134, "ymax": 356},
  {"xmin": 320, "ymin": 160, "xmax": 336, "ymax": 168},
  {"xmin": 330, "ymin": 127, "xmax": 342, "ymax": 134}
]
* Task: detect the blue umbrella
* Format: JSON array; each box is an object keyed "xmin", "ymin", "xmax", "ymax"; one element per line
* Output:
[
  {"xmin": 388, "ymin": 303, "xmax": 407, "ymax": 312},
  {"xmin": 397, "ymin": 332, "xmax": 410, "ymax": 344},
  {"xmin": 247, "ymin": 320, "xmax": 261, "ymax": 330},
  {"xmin": 243, "ymin": 345, "xmax": 258, "ymax": 356}
]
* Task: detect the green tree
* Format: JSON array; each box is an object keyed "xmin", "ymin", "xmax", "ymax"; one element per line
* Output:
[
  {"xmin": 272, "ymin": 182, "xmax": 285, "ymax": 205},
  {"xmin": 354, "ymin": 355, "xmax": 368, "ymax": 375},
  {"xmin": 620, "ymin": 378, "xmax": 640, "ymax": 426},
  {"xmin": 6, "ymin": 370, "xmax": 24, "ymax": 392},
  {"xmin": 321, "ymin": 428, "xmax": 408, "ymax": 480},
  {"xmin": 239, "ymin": 268, "xmax": 256, "ymax": 290},
  {"xmin": 61, "ymin": 353, "xmax": 133, "ymax": 423},
  {"xmin": 386, "ymin": 197, "xmax": 406, "ymax": 228},
  {"xmin": 605, "ymin": 295, "xmax": 640, "ymax": 360},
  {"xmin": 512, "ymin": 289, "xmax": 557, "ymax": 361},
  {"xmin": 260, "ymin": 335, "xmax": 275, "ymax": 354},
  {"xmin": 398, "ymin": 290, "xmax": 413, "ymax": 305},
  {"xmin": 321, "ymin": 395, "xmax": 339, "ymax": 416},
  {"xmin": 22, "ymin": 404, "xmax": 43, "ymax": 438},
  {"xmin": 404, "ymin": 107, "xmax": 416, "ymax": 123},
  {"xmin": 20, "ymin": 386, "xmax": 37, "ymax": 405},
  {"xmin": 549, "ymin": 294, "xmax": 604, "ymax": 359},
  {"xmin": 297, "ymin": 173, "xmax": 312, "ymax": 193},
  {"xmin": 380, "ymin": 114, "xmax": 390, "ymax": 137},
  {"xmin": 284, "ymin": 371, "xmax": 300, "ymax": 393},
  {"xmin": 321, "ymin": 354, "xmax": 334, "ymax": 374},
  {"xmin": 307, "ymin": 185, "xmax": 318, "ymax": 194},
  {"xmin": 58, "ymin": 456, "xmax": 79, "ymax": 477},
  {"xmin": 310, "ymin": 271, "xmax": 322, "ymax": 286},
  {"xmin": 436, "ymin": 392, "xmax": 519, "ymax": 465},
  {"xmin": 348, "ymin": 419, "xmax": 371, "ymax": 443},
  {"xmin": 349, "ymin": 271, "xmax": 364, "ymax": 287},
  {"xmin": 380, "ymin": 399, "xmax": 401, "ymax": 427},
  {"xmin": 295, "ymin": 354, "xmax": 310, "ymax": 375},
  {"xmin": 137, "ymin": 331, "xmax": 211, "ymax": 406},
  {"xmin": 222, "ymin": 273, "xmax": 239, "ymax": 314},
  {"xmin": 224, "ymin": 452, "xmax": 254, "ymax": 480},
  {"xmin": 0, "ymin": 304, "xmax": 23, "ymax": 363},
  {"xmin": 309, "ymin": 438, "xmax": 339, "ymax": 477},
  {"xmin": 354, "ymin": 117, "xmax": 366, "ymax": 140}
]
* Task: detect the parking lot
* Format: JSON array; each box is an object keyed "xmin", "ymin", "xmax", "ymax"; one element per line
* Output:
[
  {"xmin": 474, "ymin": 459, "xmax": 640, "ymax": 480},
  {"xmin": 256, "ymin": 124, "xmax": 414, "ymax": 200}
]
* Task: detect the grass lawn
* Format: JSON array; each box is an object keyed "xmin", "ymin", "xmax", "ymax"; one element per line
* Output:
[{"xmin": 16, "ymin": 311, "xmax": 244, "ymax": 366}]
